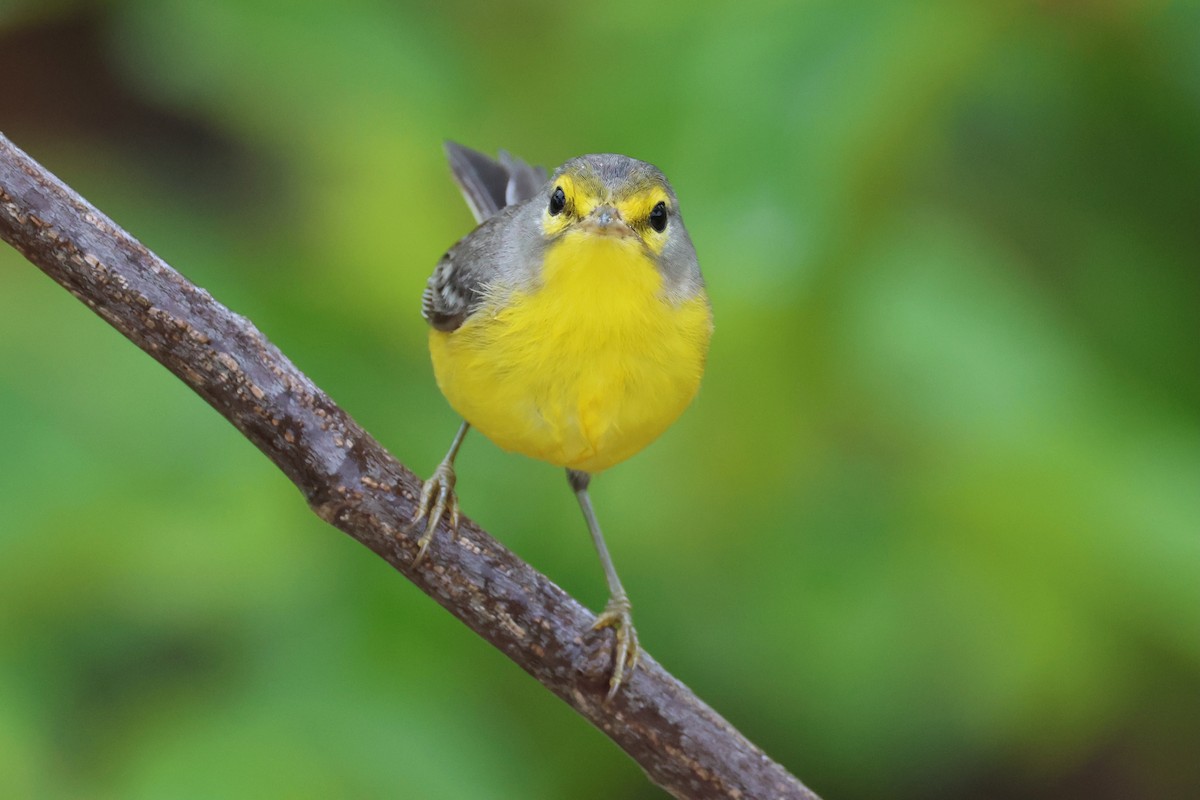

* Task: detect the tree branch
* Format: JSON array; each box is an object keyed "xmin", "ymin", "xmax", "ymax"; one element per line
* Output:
[{"xmin": 0, "ymin": 133, "xmax": 819, "ymax": 800}]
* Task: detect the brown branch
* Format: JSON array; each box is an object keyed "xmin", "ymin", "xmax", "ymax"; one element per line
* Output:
[{"xmin": 0, "ymin": 132, "xmax": 819, "ymax": 800}]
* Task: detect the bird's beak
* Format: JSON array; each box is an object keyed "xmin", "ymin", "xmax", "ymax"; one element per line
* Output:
[{"xmin": 581, "ymin": 204, "xmax": 635, "ymax": 238}]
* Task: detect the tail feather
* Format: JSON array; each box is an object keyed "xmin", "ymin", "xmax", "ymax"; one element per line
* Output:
[{"xmin": 444, "ymin": 141, "xmax": 546, "ymax": 223}]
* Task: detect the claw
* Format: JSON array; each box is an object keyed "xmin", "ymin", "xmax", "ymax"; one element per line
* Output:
[
  {"xmin": 592, "ymin": 593, "xmax": 639, "ymax": 701},
  {"xmin": 410, "ymin": 461, "xmax": 458, "ymax": 566}
]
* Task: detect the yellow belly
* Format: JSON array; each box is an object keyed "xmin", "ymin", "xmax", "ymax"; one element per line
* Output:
[{"xmin": 429, "ymin": 233, "xmax": 712, "ymax": 473}]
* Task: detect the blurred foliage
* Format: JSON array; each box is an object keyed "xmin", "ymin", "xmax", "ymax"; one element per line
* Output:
[{"xmin": 2, "ymin": 1, "xmax": 1198, "ymax": 798}]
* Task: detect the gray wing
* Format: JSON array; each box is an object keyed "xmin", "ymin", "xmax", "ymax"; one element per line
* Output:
[
  {"xmin": 423, "ymin": 144, "xmax": 546, "ymax": 331},
  {"xmin": 420, "ymin": 235, "xmax": 490, "ymax": 332}
]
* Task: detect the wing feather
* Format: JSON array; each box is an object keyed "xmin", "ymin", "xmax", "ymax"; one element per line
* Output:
[{"xmin": 423, "ymin": 143, "xmax": 544, "ymax": 331}]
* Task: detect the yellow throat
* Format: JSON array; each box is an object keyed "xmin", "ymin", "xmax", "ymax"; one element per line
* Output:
[{"xmin": 429, "ymin": 229, "xmax": 712, "ymax": 473}]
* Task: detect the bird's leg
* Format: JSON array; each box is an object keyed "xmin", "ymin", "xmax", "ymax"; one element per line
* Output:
[
  {"xmin": 410, "ymin": 420, "xmax": 469, "ymax": 565},
  {"xmin": 568, "ymin": 469, "xmax": 639, "ymax": 701}
]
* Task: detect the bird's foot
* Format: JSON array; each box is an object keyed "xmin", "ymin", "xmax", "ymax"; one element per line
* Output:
[
  {"xmin": 592, "ymin": 593, "xmax": 639, "ymax": 701},
  {"xmin": 409, "ymin": 461, "xmax": 459, "ymax": 565}
]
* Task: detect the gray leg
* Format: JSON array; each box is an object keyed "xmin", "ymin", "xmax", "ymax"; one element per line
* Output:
[
  {"xmin": 411, "ymin": 420, "xmax": 469, "ymax": 564},
  {"xmin": 568, "ymin": 469, "xmax": 640, "ymax": 700}
]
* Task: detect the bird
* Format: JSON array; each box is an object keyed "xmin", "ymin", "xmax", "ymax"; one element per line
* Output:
[{"xmin": 412, "ymin": 142, "xmax": 712, "ymax": 699}]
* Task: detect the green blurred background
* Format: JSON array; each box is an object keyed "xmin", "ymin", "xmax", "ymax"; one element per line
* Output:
[{"xmin": 2, "ymin": 1, "xmax": 1198, "ymax": 797}]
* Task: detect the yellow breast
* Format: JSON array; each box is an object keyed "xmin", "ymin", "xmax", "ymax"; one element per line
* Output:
[{"xmin": 429, "ymin": 232, "xmax": 712, "ymax": 473}]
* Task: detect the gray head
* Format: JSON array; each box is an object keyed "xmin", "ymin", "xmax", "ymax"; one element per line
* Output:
[{"xmin": 526, "ymin": 154, "xmax": 704, "ymax": 300}]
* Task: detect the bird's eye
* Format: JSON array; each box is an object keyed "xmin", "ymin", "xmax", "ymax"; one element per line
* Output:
[
  {"xmin": 549, "ymin": 186, "xmax": 566, "ymax": 216},
  {"xmin": 649, "ymin": 201, "xmax": 668, "ymax": 232}
]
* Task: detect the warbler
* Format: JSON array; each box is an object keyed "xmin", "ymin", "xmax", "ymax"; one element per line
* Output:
[{"xmin": 412, "ymin": 142, "xmax": 712, "ymax": 698}]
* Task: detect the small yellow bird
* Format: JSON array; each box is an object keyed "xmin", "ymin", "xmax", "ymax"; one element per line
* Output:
[{"xmin": 413, "ymin": 142, "xmax": 712, "ymax": 697}]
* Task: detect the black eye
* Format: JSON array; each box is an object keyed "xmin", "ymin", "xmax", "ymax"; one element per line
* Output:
[
  {"xmin": 549, "ymin": 186, "xmax": 566, "ymax": 216},
  {"xmin": 649, "ymin": 201, "xmax": 668, "ymax": 232}
]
